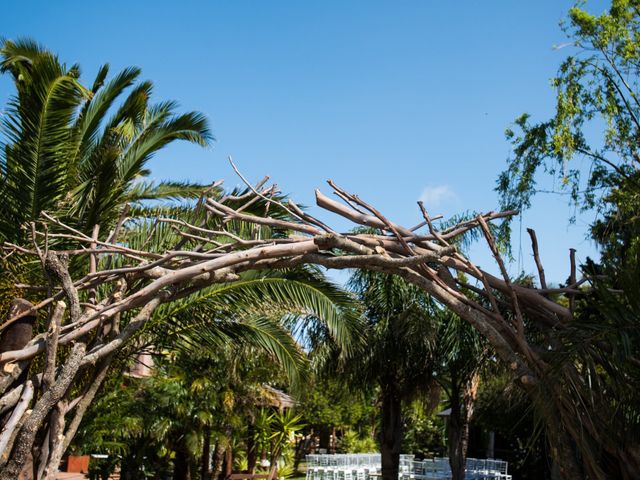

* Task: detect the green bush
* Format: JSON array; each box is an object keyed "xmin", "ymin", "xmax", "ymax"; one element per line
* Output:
[{"xmin": 337, "ymin": 430, "xmax": 377, "ymax": 453}]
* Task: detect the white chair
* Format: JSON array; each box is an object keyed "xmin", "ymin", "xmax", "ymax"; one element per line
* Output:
[{"xmin": 496, "ymin": 460, "xmax": 511, "ymax": 480}]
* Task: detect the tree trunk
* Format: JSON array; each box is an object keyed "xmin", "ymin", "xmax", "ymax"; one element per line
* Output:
[
  {"xmin": 293, "ymin": 434, "xmax": 312, "ymax": 472},
  {"xmin": 318, "ymin": 427, "xmax": 330, "ymax": 451},
  {"xmin": 546, "ymin": 420, "xmax": 583, "ymax": 480},
  {"xmin": 1, "ymin": 343, "xmax": 86, "ymax": 480},
  {"xmin": 201, "ymin": 427, "xmax": 212, "ymax": 480},
  {"xmin": 380, "ymin": 385, "xmax": 402, "ymax": 480},
  {"xmin": 247, "ymin": 421, "xmax": 257, "ymax": 474},
  {"xmin": 0, "ymin": 299, "xmax": 36, "ymax": 433},
  {"xmin": 448, "ymin": 386, "xmax": 464, "ymax": 480},
  {"xmin": 218, "ymin": 424, "xmax": 233, "ymax": 480},
  {"xmin": 120, "ymin": 450, "xmax": 138, "ymax": 480},
  {"xmin": 330, "ymin": 427, "xmax": 337, "ymax": 454},
  {"xmin": 448, "ymin": 373, "xmax": 479, "ymax": 480},
  {"xmin": 174, "ymin": 445, "xmax": 192, "ymax": 480},
  {"xmin": 222, "ymin": 445, "xmax": 232, "ymax": 479},
  {"xmin": 211, "ymin": 442, "xmax": 224, "ymax": 480}
]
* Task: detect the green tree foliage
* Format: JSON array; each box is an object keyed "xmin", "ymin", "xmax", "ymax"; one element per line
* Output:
[
  {"xmin": 337, "ymin": 430, "xmax": 378, "ymax": 454},
  {"xmin": 400, "ymin": 401, "xmax": 445, "ymax": 459},
  {"xmin": 0, "ymin": 38, "xmax": 212, "ymax": 244},
  {"xmin": 496, "ymin": 3, "xmax": 640, "ymax": 476},
  {"xmin": 76, "ymin": 345, "xmax": 289, "ymax": 480},
  {"xmin": 0, "ymin": 39, "xmax": 367, "ymax": 480},
  {"xmin": 298, "ymin": 377, "xmax": 376, "ymax": 441},
  {"xmin": 497, "ymin": 0, "xmax": 640, "ymax": 269}
]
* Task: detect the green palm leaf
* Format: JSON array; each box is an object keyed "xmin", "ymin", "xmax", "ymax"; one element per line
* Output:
[{"xmin": 145, "ymin": 270, "xmax": 361, "ymax": 386}]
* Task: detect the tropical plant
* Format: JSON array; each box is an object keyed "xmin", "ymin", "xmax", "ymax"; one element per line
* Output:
[
  {"xmin": 340, "ymin": 269, "xmax": 441, "ymax": 480},
  {"xmin": 435, "ymin": 311, "xmax": 488, "ymax": 480},
  {"xmin": 0, "ymin": 38, "xmax": 212, "ymax": 246},
  {"xmin": 496, "ymin": 0, "xmax": 640, "ymax": 271},
  {"xmin": 401, "ymin": 399, "xmax": 446, "ymax": 459},
  {"xmin": 296, "ymin": 376, "xmax": 376, "ymax": 464},
  {"xmin": 0, "ymin": 39, "xmax": 366, "ymax": 480},
  {"xmin": 266, "ymin": 409, "xmax": 305, "ymax": 480},
  {"xmin": 495, "ymin": 2, "xmax": 640, "ymax": 476},
  {"xmin": 336, "ymin": 430, "xmax": 378, "ymax": 454},
  {"xmin": 72, "ymin": 258, "xmax": 361, "ymax": 480}
]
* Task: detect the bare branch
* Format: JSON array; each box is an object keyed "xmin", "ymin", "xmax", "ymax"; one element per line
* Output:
[{"xmin": 527, "ymin": 228, "xmax": 548, "ymax": 291}]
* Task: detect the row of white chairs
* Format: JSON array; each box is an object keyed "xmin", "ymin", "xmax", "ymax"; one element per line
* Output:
[
  {"xmin": 306, "ymin": 454, "xmax": 415, "ymax": 467},
  {"xmin": 403, "ymin": 458, "xmax": 511, "ymax": 480},
  {"xmin": 465, "ymin": 458, "xmax": 511, "ymax": 480},
  {"xmin": 306, "ymin": 455, "xmax": 510, "ymax": 480},
  {"xmin": 307, "ymin": 467, "xmax": 379, "ymax": 480},
  {"xmin": 306, "ymin": 454, "xmax": 384, "ymax": 468},
  {"xmin": 306, "ymin": 454, "xmax": 415, "ymax": 480}
]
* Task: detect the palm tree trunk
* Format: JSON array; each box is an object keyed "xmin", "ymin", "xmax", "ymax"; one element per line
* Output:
[
  {"xmin": 380, "ymin": 385, "xmax": 402, "ymax": 480},
  {"xmin": 211, "ymin": 442, "xmax": 224, "ymax": 480},
  {"xmin": 223, "ymin": 445, "xmax": 233, "ymax": 479},
  {"xmin": 247, "ymin": 421, "xmax": 257, "ymax": 474},
  {"xmin": 447, "ymin": 385, "xmax": 464, "ymax": 480},
  {"xmin": 448, "ymin": 374, "xmax": 479, "ymax": 480},
  {"xmin": 173, "ymin": 444, "xmax": 192, "ymax": 480},
  {"xmin": 202, "ymin": 427, "xmax": 212, "ymax": 480},
  {"xmin": 293, "ymin": 434, "xmax": 311, "ymax": 472}
]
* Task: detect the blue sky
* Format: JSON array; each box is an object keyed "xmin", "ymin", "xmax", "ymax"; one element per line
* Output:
[{"xmin": 1, "ymin": 0, "xmax": 611, "ymax": 284}]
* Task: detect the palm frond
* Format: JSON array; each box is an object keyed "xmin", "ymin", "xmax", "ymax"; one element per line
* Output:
[
  {"xmin": 70, "ymin": 66, "xmax": 141, "ymax": 168},
  {"xmin": 0, "ymin": 39, "xmax": 89, "ymax": 241},
  {"xmin": 125, "ymin": 180, "xmax": 216, "ymax": 203}
]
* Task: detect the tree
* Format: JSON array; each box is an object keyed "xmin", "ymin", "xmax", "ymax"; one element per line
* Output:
[
  {"xmin": 344, "ymin": 269, "xmax": 440, "ymax": 480},
  {"xmin": 149, "ymin": 266, "xmax": 361, "ymax": 480},
  {"xmin": 263, "ymin": 409, "xmax": 305, "ymax": 480},
  {"xmin": 496, "ymin": 0, "xmax": 640, "ymax": 272},
  {"xmin": 473, "ymin": 372, "xmax": 547, "ymax": 480},
  {"xmin": 0, "ymin": 39, "xmax": 363, "ymax": 479},
  {"xmin": 436, "ymin": 311, "xmax": 488, "ymax": 480},
  {"xmin": 0, "ymin": 165, "xmax": 617, "ymax": 479},
  {"xmin": 296, "ymin": 376, "xmax": 376, "ymax": 462},
  {"xmin": 75, "ymin": 272, "xmax": 357, "ymax": 480},
  {"xmin": 0, "ymin": 38, "xmax": 212, "ymax": 245},
  {"xmin": 0, "ymin": 38, "xmax": 212, "ymax": 480},
  {"xmin": 497, "ymin": 1, "xmax": 640, "ymax": 476}
]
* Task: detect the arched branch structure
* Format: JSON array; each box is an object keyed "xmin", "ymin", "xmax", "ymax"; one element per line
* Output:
[{"xmin": 0, "ymin": 174, "xmax": 632, "ymax": 479}]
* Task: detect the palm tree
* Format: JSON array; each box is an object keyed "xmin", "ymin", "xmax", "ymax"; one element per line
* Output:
[
  {"xmin": 66, "ymin": 223, "xmax": 360, "ymax": 480},
  {"xmin": 147, "ymin": 267, "xmax": 361, "ymax": 480},
  {"xmin": 342, "ymin": 270, "xmax": 441, "ymax": 480},
  {"xmin": 0, "ymin": 38, "xmax": 212, "ymax": 244},
  {"xmin": 67, "ymin": 198, "xmax": 361, "ymax": 480},
  {"xmin": 436, "ymin": 311, "xmax": 488, "ymax": 480},
  {"xmin": 0, "ymin": 39, "xmax": 365, "ymax": 479}
]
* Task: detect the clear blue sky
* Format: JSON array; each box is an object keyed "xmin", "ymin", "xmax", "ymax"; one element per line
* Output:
[{"xmin": 1, "ymin": 0, "xmax": 611, "ymax": 284}]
